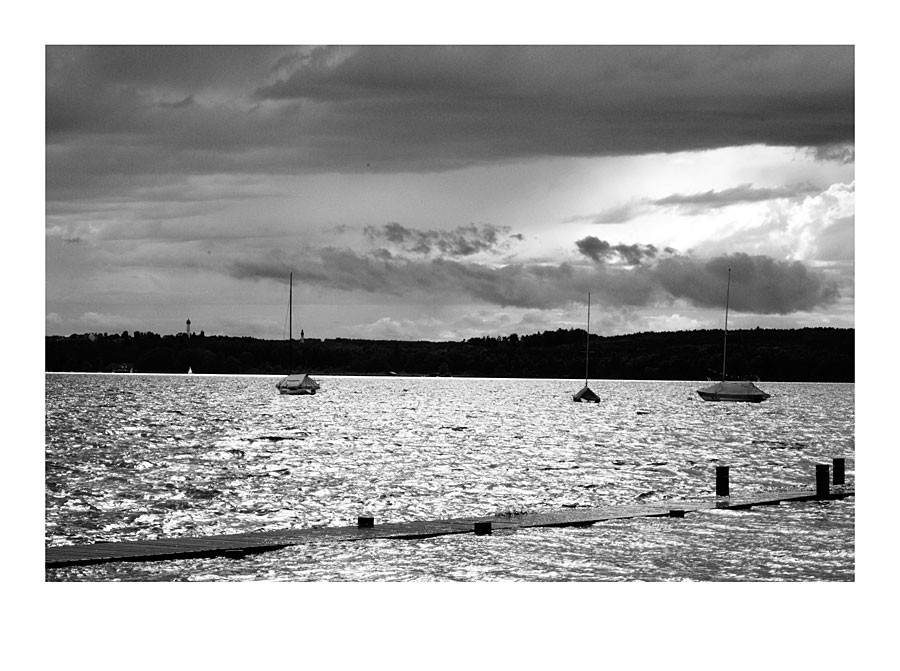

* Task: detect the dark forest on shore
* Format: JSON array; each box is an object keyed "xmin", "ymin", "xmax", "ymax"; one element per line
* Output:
[{"xmin": 45, "ymin": 327, "xmax": 853, "ymax": 382}]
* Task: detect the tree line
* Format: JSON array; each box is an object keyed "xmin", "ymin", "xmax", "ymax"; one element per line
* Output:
[{"xmin": 44, "ymin": 327, "xmax": 854, "ymax": 382}]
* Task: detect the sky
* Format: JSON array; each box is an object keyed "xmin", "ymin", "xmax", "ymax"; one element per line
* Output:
[{"xmin": 45, "ymin": 43, "xmax": 855, "ymax": 341}]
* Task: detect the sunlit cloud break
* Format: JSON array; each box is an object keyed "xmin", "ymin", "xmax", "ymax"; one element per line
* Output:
[
  {"xmin": 654, "ymin": 183, "xmax": 822, "ymax": 211},
  {"xmin": 568, "ymin": 182, "xmax": 826, "ymax": 224}
]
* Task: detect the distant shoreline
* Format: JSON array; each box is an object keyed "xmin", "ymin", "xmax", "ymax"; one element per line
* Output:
[
  {"xmin": 44, "ymin": 371, "xmax": 855, "ymax": 385},
  {"xmin": 45, "ymin": 327, "xmax": 854, "ymax": 383}
]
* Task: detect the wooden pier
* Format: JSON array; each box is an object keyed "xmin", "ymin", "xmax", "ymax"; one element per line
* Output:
[{"xmin": 46, "ymin": 482, "xmax": 853, "ymax": 569}]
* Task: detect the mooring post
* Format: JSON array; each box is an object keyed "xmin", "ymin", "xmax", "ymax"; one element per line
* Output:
[
  {"xmin": 816, "ymin": 464, "xmax": 831, "ymax": 499},
  {"xmin": 833, "ymin": 457, "xmax": 846, "ymax": 486},
  {"xmin": 474, "ymin": 521, "xmax": 492, "ymax": 536},
  {"xmin": 358, "ymin": 516, "xmax": 374, "ymax": 528},
  {"xmin": 716, "ymin": 465, "xmax": 730, "ymax": 497}
]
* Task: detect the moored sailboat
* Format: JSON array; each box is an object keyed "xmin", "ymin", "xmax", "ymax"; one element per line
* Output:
[
  {"xmin": 697, "ymin": 268, "xmax": 769, "ymax": 403},
  {"xmin": 276, "ymin": 272, "xmax": 320, "ymax": 395},
  {"xmin": 573, "ymin": 292, "xmax": 600, "ymax": 402}
]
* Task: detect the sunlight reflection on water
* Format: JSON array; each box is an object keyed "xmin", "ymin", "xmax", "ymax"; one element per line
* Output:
[{"xmin": 45, "ymin": 374, "xmax": 854, "ymax": 581}]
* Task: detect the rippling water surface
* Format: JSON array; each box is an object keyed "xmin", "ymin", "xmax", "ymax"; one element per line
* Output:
[{"xmin": 45, "ymin": 374, "xmax": 854, "ymax": 581}]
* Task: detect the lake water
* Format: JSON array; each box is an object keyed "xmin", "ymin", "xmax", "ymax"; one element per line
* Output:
[{"xmin": 45, "ymin": 373, "xmax": 854, "ymax": 581}]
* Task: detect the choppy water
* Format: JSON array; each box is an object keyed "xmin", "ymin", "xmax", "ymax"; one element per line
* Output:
[{"xmin": 45, "ymin": 374, "xmax": 854, "ymax": 581}]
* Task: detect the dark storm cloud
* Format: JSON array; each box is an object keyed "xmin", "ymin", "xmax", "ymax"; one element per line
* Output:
[
  {"xmin": 46, "ymin": 45, "xmax": 854, "ymax": 192},
  {"xmin": 572, "ymin": 239, "xmax": 834, "ymax": 313},
  {"xmin": 252, "ymin": 45, "xmax": 853, "ymax": 158},
  {"xmin": 576, "ymin": 236, "xmax": 659, "ymax": 265},
  {"xmin": 653, "ymin": 252, "xmax": 839, "ymax": 313},
  {"xmin": 228, "ymin": 245, "xmax": 621, "ymax": 308},
  {"xmin": 809, "ymin": 143, "xmax": 855, "ymax": 165},
  {"xmin": 227, "ymin": 243, "xmax": 836, "ymax": 314},
  {"xmin": 364, "ymin": 222, "xmax": 515, "ymax": 256}
]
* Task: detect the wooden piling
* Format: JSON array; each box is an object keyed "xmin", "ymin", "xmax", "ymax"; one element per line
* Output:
[
  {"xmin": 816, "ymin": 464, "xmax": 831, "ymax": 499},
  {"xmin": 358, "ymin": 516, "xmax": 374, "ymax": 528},
  {"xmin": 833, "ymin": 458, "xmax": 846, "ymax": 486},
  {"xmin": 716, "ymin": 466, "xmax": 730, "ymax": 497},
  {"xmin": 474, "ymin": 521, "xmax": 492, "ymax": 536}
]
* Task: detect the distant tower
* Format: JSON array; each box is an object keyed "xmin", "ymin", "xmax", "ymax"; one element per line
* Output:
[{"xmin": 186, "ymin": 318, "xmax": 191, "ymax": 336}]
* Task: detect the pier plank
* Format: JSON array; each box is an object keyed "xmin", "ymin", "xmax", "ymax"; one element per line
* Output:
[{"xmin": 46, "ymin": 488, "xmax": 853, "ymax": 569}]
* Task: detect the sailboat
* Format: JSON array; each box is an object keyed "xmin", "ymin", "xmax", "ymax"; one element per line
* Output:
[
  {"xmin": 276, "ymin": 272, "xmax": 320, "ymax": 395},
  {"xmin": 573, "ymin": 292, "xmax": 601, "ymax": 403},
  {"xmin": 697, "ymin": 268, "xmax": 770, "ymax": 402}
]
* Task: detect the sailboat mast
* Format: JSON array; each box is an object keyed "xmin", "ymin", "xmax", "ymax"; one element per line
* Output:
[
  {"xmin": 721, "ymin": 268, "xmax": 730, "ymax": 382},
  {"xmin": 585, "ymin": 292, "xmax": 591, "ymax": 386},
  {"xmin": 288, "ymin": 272, "xmax": 293, "ymax": 374}
]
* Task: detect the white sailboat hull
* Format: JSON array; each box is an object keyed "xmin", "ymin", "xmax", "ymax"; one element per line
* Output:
[
  {"xmin": 279, "ymin": 271, "xmax": 321, "ymax": 396},
  {"xmin": 696, "ymin": 269, "xmax": 769, "ymax": 403},
  {"xmin": 276, "ymin": 373, "xmax": 320, "ymax": 395},
  {"xmin": 697, "ymin": 380, "xmax": 770, "ymax": 402},
  {"xmin": 573, "ymin": 292, "xmax": 599, "ymax": 403},
  {"xmin": 278, "ymin": 388, "xmax": 316, "ymax": 395},
  {"xmin": 573, "ymin": 385, "xmax": 600, "ymax": 402}
]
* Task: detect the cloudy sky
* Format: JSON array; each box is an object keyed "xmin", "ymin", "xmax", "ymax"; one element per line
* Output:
[{"xmin": 45, "ymin": 44, "xmax": 854, "ymax": 341}]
